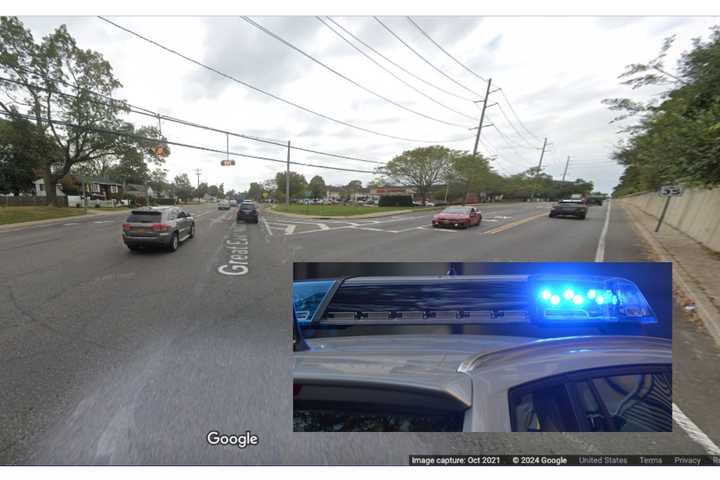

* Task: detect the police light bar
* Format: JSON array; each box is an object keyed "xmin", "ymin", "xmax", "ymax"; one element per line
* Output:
[{"xmin": 528, "ymin": 275, "xmax": 657, "ymax": 325}]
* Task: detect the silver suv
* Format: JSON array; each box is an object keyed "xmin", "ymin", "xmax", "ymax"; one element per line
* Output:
[{"xmin": 122, "ymin": 206, "xmax": 195, "ymax": 252}]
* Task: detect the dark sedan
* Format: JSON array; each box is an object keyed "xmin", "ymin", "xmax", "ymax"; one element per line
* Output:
[
  {"xmin": 237, "ymin": 201, "xmax": 259, "ymax": 223},
  {"xmin": 549, "ymin": 199, "xmax": 588, "ymax": 219}
]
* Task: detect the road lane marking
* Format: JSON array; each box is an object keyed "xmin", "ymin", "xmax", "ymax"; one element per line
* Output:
[
  {"xmin": 593, "ymin": 199, "xmax": 720, "ymax": 455},
  {"xmin": 63, "ymin": 222, "xmax": 80, "ymax": 226},
  {"xmin": 481, "ymin": 212, "xmax": 547, "ymax": 235},
  {"xmin": 261, "ymin": 217, "xmax": 273, "ymax": 237},
  {"xmin": 672, "ymin": 404, "xmax": 720, "ymax": 455},
  {"xmin": 594, "ymin": 199, "xmax": 612, "ymax": 262},
  {"xmin": 93, "ymin": 220, "xmax": 114, "ymax": 224}
]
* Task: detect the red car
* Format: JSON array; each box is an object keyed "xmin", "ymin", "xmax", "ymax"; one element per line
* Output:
[{"xmin": 432, "ymin": 206, "xmax": 482, "ymax": 229}]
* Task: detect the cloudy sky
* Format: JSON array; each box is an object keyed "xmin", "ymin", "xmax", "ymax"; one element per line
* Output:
[{"xmin": 16, "ymin": 15, "xmax": 720, "ymax": 193}]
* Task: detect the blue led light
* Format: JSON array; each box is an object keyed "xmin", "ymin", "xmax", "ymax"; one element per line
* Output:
[
  {"xmin": 563, "ymin": 289, "xmax": 574, "ymax": 300},
  {"xmin": 573, "ymin": 295, "xmax": 585, "ymax": 305},
  {"xmin": 550, "ymin": 295, "xmax": 560, "ymax": 305},
  {"xmin": 541, "ymin": 289, "xmax": 552, "ymax": 300},
  {"xmin": 587, "ymin": 289, "xmax": 597, "ymax": 299},
  {"xmin": 596, "ymin": 295, "xmax": 605, "ymax": 305}
]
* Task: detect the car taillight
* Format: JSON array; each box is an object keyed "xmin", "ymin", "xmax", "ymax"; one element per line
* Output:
[
  {"xmin": 122, "ymin": 223, "xmax": 131, "ymax": 230},
  {"xmin": 152, "ymin": 223, "xmax": 170, "ymax": 232}
]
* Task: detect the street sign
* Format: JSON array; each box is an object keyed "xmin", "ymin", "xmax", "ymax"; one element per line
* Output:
[
  {"xmin": 660, "ymin": 185, "xmax": 682, "ymax": 197},
  {"xmin": 220, "ymin": 160, "xmax": 236, "ymax": 166}
]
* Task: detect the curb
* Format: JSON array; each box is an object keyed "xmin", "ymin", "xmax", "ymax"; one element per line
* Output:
[{"xmin": 622, "ymin": 201, "xmax": 720, "ymax": 346}]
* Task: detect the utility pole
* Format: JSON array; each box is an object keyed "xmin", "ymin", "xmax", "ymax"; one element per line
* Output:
[
  {"xmin": 472, "ymin": 78, "xmax": 497, "ymax": 156},
  {"xmin": 530, "ymin": 137, "xmax": 548, "ymax": 201},
  {"xmin": 193, "ymin": 168, "xmax": 201, "ymax": 189},
  {"xmin": 286, "ymin": 140, "xmax": 291, "ymax": 208},
  {"xmin": 561, "ymin": 156, "xmax": 570, "ymax": 182}
]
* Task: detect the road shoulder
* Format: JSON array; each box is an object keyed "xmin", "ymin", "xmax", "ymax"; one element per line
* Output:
[{"xmin": 620, "ymin": 200, "xmax": 720, "ymax": 346}]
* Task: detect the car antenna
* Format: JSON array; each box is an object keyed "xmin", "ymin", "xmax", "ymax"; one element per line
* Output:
[{"xmin": 293, "ymin": 305, "xmax": 310, "ymax": 352}]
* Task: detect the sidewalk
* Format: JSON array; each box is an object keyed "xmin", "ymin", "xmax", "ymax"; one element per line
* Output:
[{"xmin": 622, "ymin": 201, "xmax": 720, "ymax": 345}]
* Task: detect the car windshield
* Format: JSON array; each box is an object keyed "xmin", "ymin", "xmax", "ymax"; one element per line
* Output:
[
  {"xmin": 441, "ymin": 207, "xmax": 469, "ymax": 214},
  {"xmin": 559, "ymin": 200, "xmax": 583, "ymax": 204}
]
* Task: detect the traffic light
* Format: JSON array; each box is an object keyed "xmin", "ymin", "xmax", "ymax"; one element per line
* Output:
[
  {"xmin": 220, "ymin": 160, "xmax": 236, "ymax": 166},
  {"xmin": 150, "ymin": 145, "xmax": 170, "ymax": 157}
]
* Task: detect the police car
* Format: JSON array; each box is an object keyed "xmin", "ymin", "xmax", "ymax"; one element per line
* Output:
[{"xmin": 292, "ymin": 274, "xmax": 671, "ymax": 432}]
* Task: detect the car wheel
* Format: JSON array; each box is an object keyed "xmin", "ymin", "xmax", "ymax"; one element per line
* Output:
[
  {"xmin": 127, "ymin": 245, "xmax": 140, "ymax": 252},
  {"xmin": 549, "ymin": 213, "xmax": 555, "ymax": 218},
  {"xmin": 579, "ymin": 214, "xmax": 587, "ymax": 220},
  {"xmin": 168, "ymin": 233, "xmax": 179, "ymax": 252},
  {"xmin": 189, "ymin": 224, "xmax": 195, "ymax": 238}
]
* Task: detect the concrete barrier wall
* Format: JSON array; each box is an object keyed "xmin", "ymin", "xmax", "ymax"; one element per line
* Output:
[{"xmin": 621, "ymin": 187, "xmax": 720, "ymax": 253}]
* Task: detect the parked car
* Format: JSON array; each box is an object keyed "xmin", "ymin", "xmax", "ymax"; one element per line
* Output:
[
  {"xmin": 218, "ymin": 200, "xmax": 230, "ymax": 210},
  {"xmin": 237, "ymin": 201, "xmax": 259, "ymax": 223},
  {"xmin": 229, "ymin": 199, "xmax": 238, "ymax": 207},
  {"xmin": 293, "ymin": 274, "xmax": 671, "ymax": 432},
  {"xmin": 549, "ymin": 199, "xmax": 588, "ymax": 219},
  {"xmin": 432, "ymin": 206, "xmax": 482, "ymax": 229},
  {"xmin": 122, "ymin": 206, "xmax": 195, "ymax": 252}
]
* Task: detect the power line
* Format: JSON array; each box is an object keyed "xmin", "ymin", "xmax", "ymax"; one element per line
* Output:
[
  {"xmin": 326, "ymin": 17, "xmax": 476, "ymax": 103},
  {"xmin": 315, "ymin": 16, "xmax": 477, "ymax": 122},
  {"xmin": 97, "ymin": 16, "xmax": 470, "ymax": 145},
  {"xmin": 0, "ymin": 110, "xmax": 378, "ymax": 174},
  {"xmin": 498, "ymin": 88, "xmax": 542, "ymax": 142},
  {"xmin": 373, "ymin": 17, "xmax": 484, "ymax": 99},
  {"xmin": 241, "ymin": 16, "xmax": 472, "ymax": 129},
  {"xmin": 0, "ymin": 75, "xmax": 386, "ymax": 166},
  {"xmin": 494, "ymin": 103, "xmax": 538, "ymax": 148},
  {"xmin": 405, "ymin": 17, "xmax": 544, "ymax": 148},
  {"xmin": 406, "ymin": 17, "xmax": 487, "ymax": 83}
]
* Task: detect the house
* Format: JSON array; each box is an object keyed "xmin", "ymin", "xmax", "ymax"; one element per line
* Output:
[
  {"xmin": 33, "ymin": 176, "xmax": 122, "ymax": 199},
  {"xmin": 124, "ymin": 184, "xmax": 155, "ymax": 199}
]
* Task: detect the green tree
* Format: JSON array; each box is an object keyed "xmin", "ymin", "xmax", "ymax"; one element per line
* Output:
[
  {"xmin": 247, "ymin": 182, "xmax": 264, "ymax": 201},
  {"xmin": 308, "ymin": 175, "xmax": 327, "ymax": 200},
  {"xmin": 274, "ymin": 171, "xmax": 307, "ymax": 202},
  {"xmin": 603, "ymin": 26, "xmax": 720, "ymax": 195},
  {"xmin": 380, "ymin": 146, "xmax": 452, "ymax": 205},
  {"xmin": 0, "ymin": 17, "xmax": 133, "ymax": 205},
  {"xmin": 0, "ymin": 117, "xmax": 56, "ymax": 194},
  {"xmin": 173, "ymin": 173, "xmax": 193, "ymax": 201}
]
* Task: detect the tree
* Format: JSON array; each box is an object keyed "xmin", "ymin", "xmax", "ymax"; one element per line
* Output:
[
  {"xmin": 274, "ymin": 171, "xmax": 307, "ymax": 202},
  {"xmin": 0, "ymin": 117, "xmax": 56, "ymax": 194},
  {"xmin": 195, "ymin": 182, "xmax": 209, "ymax": 198},
  {"xmin": 308, "ymin": 175, "xmax": 327, "ymax": 200},
  {"xmin": 448, "ymin": 150, "xmax": 492, "ymax": 203},
  {"xmin": 207, "ymin": 184, "xmax": 219, "ymax": 198},
  {"xmin": 148, "ymin": 168, "xmax": 169, "ymax": 196},
  {"xmin": 173, "ymin": 173, "xmax": 193, "ymax": 201},
  {"xmin": 603, "ymin": 26, "xmax": 720, "ymax": 195},
  {"xmin": 0, "ymin": 17, "xmax": 134, "ymax": 205},
  {"xmin": 247, "ymin": 182, "xmax": 264, "ymax": 201},
  {"xmin": 380, "ymin": 146, "xmax": 452, "ymax": 205}
]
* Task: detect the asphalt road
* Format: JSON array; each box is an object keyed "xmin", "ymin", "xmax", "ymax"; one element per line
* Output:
[{"xmin": 1, "ymin": 201, "xmax": 719, "ymax": 464}]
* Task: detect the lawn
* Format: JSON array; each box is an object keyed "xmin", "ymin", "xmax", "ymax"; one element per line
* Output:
[
  {"xmin": 0, "ymin": 206, "xmax": 87, "ymax": 225},
  {"xmin": 272, "ymin": 204, "xmax": 413, "ymax": 216}
]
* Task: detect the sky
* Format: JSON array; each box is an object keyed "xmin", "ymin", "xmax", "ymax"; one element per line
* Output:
[{"xmin": 14, "ymin": 15, "xmax": 720, "ymax": 194}]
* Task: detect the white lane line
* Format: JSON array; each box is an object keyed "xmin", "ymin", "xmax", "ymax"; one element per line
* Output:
[
  {"xmin": 63, "ymin": 222, "xmax": 80, "ymax": 226},
  {"xmin": 593, "ymin": 199, "xmax": 720, "ymax": 455},
  {"xmin": 285, "ymin": 224, "xmax": 296, "ymax": 235},
  {"xmin": 673, "ymin": 404, "xmax": 720, "ymax": 455},
  {"xmin": 261, "ymin": 217, "xmax": 273, "ymax": 237},
  {"xmin": 93, "ymin": 220, "xmax": 114, "ymax": 224},
  {"xmin": 594, "ymin": 199, "xmax": 612, "ymax": 262}
]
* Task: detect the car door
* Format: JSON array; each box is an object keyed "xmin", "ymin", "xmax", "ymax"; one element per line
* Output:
[
  {"xmin": 183, "ymin": 209, "xmax": 194, "ymax": 231},
  {"xmin": 469, "ymin": 208, "xmax": 478, "ymax": 225},
  {"xmin": 167, "ymin": 208, "xmax": 181, "ymax": 236},
  {"xmin": 508, "ymin": 364, "xmax": 672, "ymax": 432}
]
